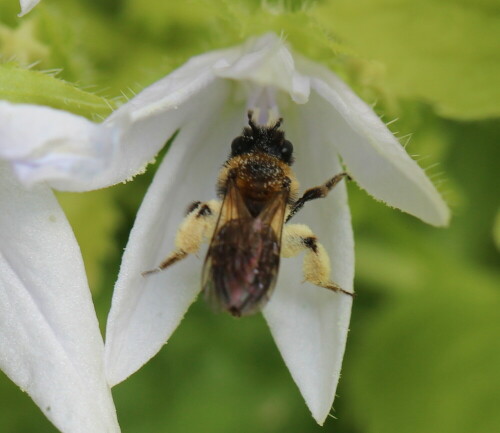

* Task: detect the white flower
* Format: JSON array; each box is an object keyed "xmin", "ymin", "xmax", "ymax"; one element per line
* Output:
[
  {"xmin": 0, "ymin": 33, "xmax": 449, "ymax": 425},
  {"xmin": 0, "ymin": 163, "xmax": 120, "ymax": 432},
  {"xmin": 18, "ymin": 0, "xmax": 41, "ymax": 17},
  {"xmin": 103, "ymin": 33, "xmax": 449, "ymax": 424}
]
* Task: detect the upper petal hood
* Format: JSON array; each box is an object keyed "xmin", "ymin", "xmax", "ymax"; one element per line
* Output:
[
  {"xmin": 213, "ymin": 33, "xmax": 310, "ymax": 104},
  {"xmin": 0, "ymin": 34, "xmax": 309, "ymax": 193},
  {"xmin": 297, "ymin": 59, "xmax": 450, "ymax": 226},
  {"xmin": 0, "ymin": 163, "xmax": 119, "ymax": 433}
]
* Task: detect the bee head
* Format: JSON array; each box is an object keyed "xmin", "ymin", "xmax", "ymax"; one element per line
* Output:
[{"xmin": 230, "ymin": 111, "xmax": 295, "ymax": 165}]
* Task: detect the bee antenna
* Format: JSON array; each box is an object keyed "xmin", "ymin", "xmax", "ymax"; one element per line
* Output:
[
  {"xmin": 247, "ymin": 110, "xmax": 258, "ymax": 132},
  {"xmin": 272, "ymin": 117, "xmax": 284, "ymax": 130}
]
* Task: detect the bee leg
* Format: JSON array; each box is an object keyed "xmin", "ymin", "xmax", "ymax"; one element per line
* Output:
[
  {"xmin": 282, "ymin": 224, "xmax": 354, "ymax": 297},
  {"xmin": 142, "ymin": 199, "xmax": 221, "ymax": 277},
  {"xmin": 285, "ymin": 172, "xmax": 350, "ymax": 222}
]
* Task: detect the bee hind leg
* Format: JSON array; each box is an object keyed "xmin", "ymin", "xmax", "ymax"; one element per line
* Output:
[
  {"xmin": 281, "ymin": 224, "xmax": 354, "ymax": 297},
  {"xmin": 141, "ymin": 251, "xmax": 188, "ymax": 276},
  {"xmin": 142, "ymin": 199, "xmax": 220, "ymax": 277}
]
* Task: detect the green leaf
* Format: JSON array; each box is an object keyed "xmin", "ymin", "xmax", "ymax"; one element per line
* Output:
[
  {"xmin": 0, "ymin": 64, "xmax": 113, "ymax": 118},
  {"xmin": 121, "ymin": 0, "xmax": 352, "ymax": 69},
  {"xmin": 316, "ymin": 0, "xmax": 500, "ymax": 120},
  {"xmin": 494, "ymin": 209, "xmax": 500, "ymax": 251},
  {"xmin": 347, "ymin": 263, "xmax": 500, "ymax": 433},
  {"xmin": 56, "ymin": 189, "xmax": 123, "ymax": 293}
]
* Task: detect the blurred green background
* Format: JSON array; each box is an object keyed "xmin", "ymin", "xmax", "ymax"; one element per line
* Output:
[{"xmin": 1, "ymin": 0, "xmax": 499, "ymax": 432}]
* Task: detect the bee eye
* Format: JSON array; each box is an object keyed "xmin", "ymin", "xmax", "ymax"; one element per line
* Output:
[
  {"xmin": 231, "ymin": 136, "xmax": 249, "ymax": 156},
  {"xmin": 280, "ymin": 140, "xmax": 293, "ymax": 162}
]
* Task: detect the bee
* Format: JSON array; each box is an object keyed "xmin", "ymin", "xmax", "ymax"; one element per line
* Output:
[{"xmin": 143, "ymin": 111, "xmax": 353, "ymax": 317}]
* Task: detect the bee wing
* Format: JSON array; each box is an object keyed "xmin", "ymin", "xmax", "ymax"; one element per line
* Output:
[
  {"xmin": 217, "ymin": 176, "xmax": 252, "ymax": 226},
  {"xmin": 258, "ymin": 188, "xmax": 289, "ymax": 244},
  {"xmin": 202, "ymin": 177, "xmax": 289, "ymax": 316}
]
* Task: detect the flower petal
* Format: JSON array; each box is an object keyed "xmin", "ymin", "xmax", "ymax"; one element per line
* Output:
[
  {"xmin": 298, "ymin": 59, "xmax": 449, "ymax": 226},
  {"xmin": 97, "ymin": 44, "xmax": 233, "ymax": 192},
  {"xmin": 214, "ymin": 33, "xmax": 310, "ymax": 104},
  {"xmin": 263, "ymin": 103, "xmax": 354, "ymax": 424},
  {"xmin": 18, "ymin": 0, "xmax": 41, "ymax": 17},
  {"xmin": 0, "ymin": 163, "xmax": 120, "ymax": 433},
  {"xmin": 104, "ymin": 82, "xmax": 247, "ymax": 386},
  {"xmin": 111, "ymin": 49, "xmax": 227, "ymax": 123}
]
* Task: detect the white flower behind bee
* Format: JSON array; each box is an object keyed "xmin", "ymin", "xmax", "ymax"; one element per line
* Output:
[{"xmin": 0, "ymin": 33, "xmax": 449, "ymax": 426}]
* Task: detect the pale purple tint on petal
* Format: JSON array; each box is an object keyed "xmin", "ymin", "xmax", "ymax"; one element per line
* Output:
[{"xmin": 0, "ymin": 102, "xmax": 114, "ymax": 190}]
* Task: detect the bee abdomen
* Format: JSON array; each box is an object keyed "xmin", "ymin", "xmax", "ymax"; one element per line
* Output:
[{"xmin": 204, "ymin": 218, "xmax": 280, "ymax": 317}]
